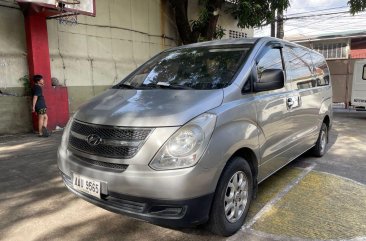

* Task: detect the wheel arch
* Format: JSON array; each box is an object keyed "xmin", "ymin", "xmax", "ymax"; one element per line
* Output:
[
  {"xmin": 323, "ymin": 115, "xmax": 330, "ymax": 129},
  {"xmin": 212, "ymin": 147, "xmax": 259, "ymax": 203},
  {"xmin": 229, "ymin": 148, "xmax": 258, "ymax": 185}
]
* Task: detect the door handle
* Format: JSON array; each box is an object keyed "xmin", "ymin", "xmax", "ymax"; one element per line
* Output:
[
  {"xmin": 287, "ymin": 97, "xmax": 295, "ymax": 107},
  {"xmin": 287, "ymin": 96, "xmax": 300, "ymax": 109}
]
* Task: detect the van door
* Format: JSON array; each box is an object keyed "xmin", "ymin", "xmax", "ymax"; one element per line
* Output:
[
  {"xmin": 254, "ymin": 43, "xmax": 303, "ymax": 181},
  {"xmin": 351, "ymin": 60, "xmax": 366, "ymax": 108},
  {"xmin": 280, "ymin": 46, "xmax": 322, "ymax": 156}
]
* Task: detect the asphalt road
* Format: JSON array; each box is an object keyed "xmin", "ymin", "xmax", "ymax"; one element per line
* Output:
[{"xmin": 1, "ymin": 109, "xmax": 365, "ymax": 241}]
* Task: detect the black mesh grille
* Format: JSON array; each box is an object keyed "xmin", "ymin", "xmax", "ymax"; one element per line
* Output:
[
  {"xmin": 75, "ymin": 155, "xmax": 128, "ymax": 171},
  {"xmin": 71, "ymin": 121, "xmax": 151, "ymax": 140},
  {"xmin": 69, "ymin": 136, "xmax": 138, "ymax": 159},
  {"xmin": 68, "ymin": 120, "xmax": 152, "ymax": 159}
]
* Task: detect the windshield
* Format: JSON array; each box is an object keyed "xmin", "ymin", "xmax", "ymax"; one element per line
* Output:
[{"xmin": 114, "ymin": 45, "xmax": 251, "ymax": 90}]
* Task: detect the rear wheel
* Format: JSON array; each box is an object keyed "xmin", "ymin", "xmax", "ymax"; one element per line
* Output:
[
  {"xmin": 208, "ymin": 157, "xmax": 253, "ymax": 236},
  {"xmin": 312, "ymin": 123, "xmax": 328, "ymax": 157}
]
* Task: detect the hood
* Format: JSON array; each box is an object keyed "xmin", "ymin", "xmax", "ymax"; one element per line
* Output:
[{"xmin": 74, "ymin": 89, "xmax": 224, "ymax": 127}]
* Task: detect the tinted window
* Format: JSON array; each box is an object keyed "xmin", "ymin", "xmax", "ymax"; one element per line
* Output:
[
  {"xmin": 116, "ymin": 46, "xmax": 250, "ymax": 90},
  {"xmin": 311, "ymin": 52, "xmax": 330, "ymax": 86},
  {"xmin": 256, "ymin": 48, "xmax": 283, "ymax": 81},
  {"xmin": 283, "ymin": 46, "xmax": 314, "ymax": 89}
]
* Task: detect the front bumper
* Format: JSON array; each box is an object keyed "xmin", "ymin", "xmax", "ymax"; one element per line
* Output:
[{"xmin": 61, "ymin": 172, "xmax": 214, "ymax": 227}]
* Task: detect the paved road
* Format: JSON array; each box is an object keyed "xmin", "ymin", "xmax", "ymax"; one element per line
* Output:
[{"xmin": 1, "ymin": 110, "xmax": 366, "ymax": 241}]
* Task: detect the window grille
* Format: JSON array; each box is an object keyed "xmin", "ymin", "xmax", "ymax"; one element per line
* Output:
[{"xmin": 313, "ymin": 42, "xmax": 348, "ymax": 59}]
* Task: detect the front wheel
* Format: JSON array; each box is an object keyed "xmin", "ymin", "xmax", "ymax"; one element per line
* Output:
[
  {"xmin": 312, "ymin": 122, "xmax": 328, "ymax": 157},
  {"xmin": 208, "ymin": 157, "xmax": 253, "ymax": 236}
]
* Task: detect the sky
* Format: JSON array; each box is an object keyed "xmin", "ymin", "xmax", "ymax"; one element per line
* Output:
[{"xmin": 254, "ymin": 0, "xmax": 366, "ymax": 39}]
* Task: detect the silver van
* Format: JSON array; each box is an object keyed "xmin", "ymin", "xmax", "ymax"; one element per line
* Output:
[{"xmin": 58, "ymin": 37, "xmax": 332, "ymax": 236}]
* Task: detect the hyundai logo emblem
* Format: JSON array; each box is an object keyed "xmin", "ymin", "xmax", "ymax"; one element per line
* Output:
[{"xmin": 87, "ymin": 134, "xmax": 102, "ymax": 146}]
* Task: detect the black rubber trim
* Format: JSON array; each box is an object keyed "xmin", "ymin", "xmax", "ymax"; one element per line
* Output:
[{"xmin": 61, "ymin": 172, "xmax": 214, "ymax": 228}]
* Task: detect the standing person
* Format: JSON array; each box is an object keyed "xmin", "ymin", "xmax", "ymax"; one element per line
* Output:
[{"xmin": 32, "ymin": 75, "xmax": 50, "ymax": 137}]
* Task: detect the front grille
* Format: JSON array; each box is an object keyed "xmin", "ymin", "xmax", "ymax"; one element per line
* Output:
[
  {"xmin": 69, "ymin": 120, "xmax": 152, "ymax": 159},
  {"xmin": 71, "ymin": 121, "xmax": 151, "ymax": 140},
  {"xmin": 75, "ymin": 154, "xmax": 128, "ymax": 171}
]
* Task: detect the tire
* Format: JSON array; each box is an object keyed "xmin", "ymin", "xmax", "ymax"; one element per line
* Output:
[
  {"xmin": 312, "ymin": 122, "xmax": 328, "ymax": 157},
  {"xmin": 208, "ymin": 157, "xmax": 253, "ymax": 236}
]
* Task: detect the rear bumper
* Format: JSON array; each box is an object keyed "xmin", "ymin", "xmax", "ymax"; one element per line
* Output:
[{"xmin": 61, "ymin": 172, "xmax": 214, "ymax": 227}]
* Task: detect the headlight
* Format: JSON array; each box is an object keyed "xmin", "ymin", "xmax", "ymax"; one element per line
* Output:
[
  {"xmin": 60, "ymin": 115, "xmax": 74, "ymax": 148},
  {"xmin": 149, "ymin": 113, "xmax": 216, "ymax": 170}
]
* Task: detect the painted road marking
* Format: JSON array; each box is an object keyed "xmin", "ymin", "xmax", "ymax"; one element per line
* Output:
[
  {"xmin": 252, "ymin": 170, "xmax": 366, "ymax": 240},
  {"xmin": 244, "ymin": 163, "xmax": 316, "ymax": 229},
  {"xmin": 228, "ymin": 166, "xmax": 366, "ymax": 241},
  {"xmin": 227, "ymin": 164, "xmax": 316, "ymax": 241}
]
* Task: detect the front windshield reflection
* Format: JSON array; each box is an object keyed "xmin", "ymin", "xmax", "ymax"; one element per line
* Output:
[{"xmin": 116, "ymin": 46, "xmax": 251, "ymax": 90}]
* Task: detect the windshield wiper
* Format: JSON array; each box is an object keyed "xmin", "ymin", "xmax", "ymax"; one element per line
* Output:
[
  {"xmin": 113, "ymin": 83, "xmax": 136, "ymax": 89},
  {"xmin": 155, "ymin": 82, "xmax": 193, "ymax": 90}
]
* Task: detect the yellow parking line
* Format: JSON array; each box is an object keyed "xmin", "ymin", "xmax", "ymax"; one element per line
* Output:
[
  {"xmin": 244, "ymin": 163, "xmax": 316, "ymax": 229},
  {"xmin": 252, "ymin": 171, "xmax": 366, "ymax": 240}
]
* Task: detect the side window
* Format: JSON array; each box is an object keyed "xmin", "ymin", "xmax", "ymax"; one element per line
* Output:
[
  {"xmin": 312, "ymin": 52, "xmax": 330, "ymax": 86},
  {"xmin": 363, "ymin": 65, "xmax": 366, "ymax": 80},
  {"xmin": 256, "ymin": 48, "xmax": 283, "ymax": 81},
  {"xmin": 283, "ymin": 46, "xmax": 314, "ymax": 89}
]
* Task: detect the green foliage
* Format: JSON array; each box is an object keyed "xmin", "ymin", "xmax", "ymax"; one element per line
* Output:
[
  {"xmin": 227, "ymin": 0, "xmax": 290, "ymax": 29},
  {"xmin": 171, "ymin": 0, "xmax": 290, "ymax": 44},
  {"xmin": 191, "ymin": 3, "xmax": 210, "ymax": 33},
  {"xmin": 348, "ymin": 0, "xmax": 366, "ymax": 14},
  {"xmin": 214, "ymin": 25, "xmax": 226, "ymax": 39},
  {"xmin": 18, "ymin": 75, "xmax": 31, "ymax": 96}
]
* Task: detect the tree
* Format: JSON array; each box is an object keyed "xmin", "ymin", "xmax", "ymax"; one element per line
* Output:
[
  {"xmin": 168, "ymin": 0, "xmax": 290, "ymax": 44},
  {"xmin": 348, "ymin": 0, "xmax": 366, "ymax": 14},
  {"xmin": 169, "ymin": 0, "xmax": 366, "ymax": 45}
]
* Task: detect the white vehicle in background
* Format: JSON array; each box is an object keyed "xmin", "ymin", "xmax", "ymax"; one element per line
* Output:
[{"xmin": 351, "ymin": 60, "xmax": 366, "ymax": 110}]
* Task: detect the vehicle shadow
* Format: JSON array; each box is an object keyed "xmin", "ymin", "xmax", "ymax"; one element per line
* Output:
[{"xmin": 0, "ymin": 120, "xmax": 351, "ymax": 241}]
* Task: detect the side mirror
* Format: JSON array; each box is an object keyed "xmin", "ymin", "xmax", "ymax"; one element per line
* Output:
[{"xmin": 254, "ymin": 69, "xmax": 284, "ymax": 92}]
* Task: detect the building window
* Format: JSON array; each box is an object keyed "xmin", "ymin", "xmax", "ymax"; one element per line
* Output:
[
  {"xmin": 229, "ymin": 30, "xmax": 247, "ymax": 39},
  {"xmin": 313, "ymin": 42, "xmax": 348, "ymax": 60}
]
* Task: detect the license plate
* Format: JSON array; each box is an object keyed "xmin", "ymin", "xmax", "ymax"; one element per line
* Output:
[{"xmin": 73, "ymin": 173, "xmax": 101, "ymax": 199}]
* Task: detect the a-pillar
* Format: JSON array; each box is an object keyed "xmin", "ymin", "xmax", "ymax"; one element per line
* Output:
[{"xmin": 24, "ymin": 8, "xmax": 69, "ymax": 131}]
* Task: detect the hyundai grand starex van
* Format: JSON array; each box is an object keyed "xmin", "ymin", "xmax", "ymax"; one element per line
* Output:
[{"xmin": 58, "ymin": 37, "xmax": 332, "ymax": 236}]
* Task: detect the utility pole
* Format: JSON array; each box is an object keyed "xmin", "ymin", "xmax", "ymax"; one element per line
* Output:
[
  {"xmin": 276, "ymin": 8, "xmax": 284, "ymax": 39},
  {"xmin": 271, "ymin": 8, "xmax": 276, "ymax": 37}
]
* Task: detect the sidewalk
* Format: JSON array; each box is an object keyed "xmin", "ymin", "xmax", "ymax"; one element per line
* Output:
[{"xmin": 0, "ymin": 110, "xmax": 366, "ymax": 241}]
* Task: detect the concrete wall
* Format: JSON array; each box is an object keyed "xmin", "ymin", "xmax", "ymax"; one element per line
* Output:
[
  {"xmin": 47, "ymin": 0, "xmax": 179, "ymax": 114},
  {"xmin": 0, "ymin": 96, "xmax": 33, "ymax": 134},
  {"xmin": 0, "ymin": 3, "xmax": 31, "ymax": 134},
  {"xmin": 0, "ymin": 4, "xmax": 28, "ymax": 95},
  {"xmin": 0, "ymin": 0, "xmax": 179, "ymax": 134}
]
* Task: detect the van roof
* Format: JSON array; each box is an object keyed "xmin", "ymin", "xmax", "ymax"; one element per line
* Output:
[
  {"xmin": 170, "ymin": 37, "xmax": 261, "ymax": 50},
  {"xmin": 167, "ymin": 37, "xmax": 294, "ymax": 50},
  {"xmin": 168, "ymin": 37, "xmax": 324, "ymax": 58}
]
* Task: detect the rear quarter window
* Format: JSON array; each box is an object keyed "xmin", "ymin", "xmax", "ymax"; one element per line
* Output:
[
  {"xmin": 312, "ymin": 52, "xmax": 330, "ymax": 86},
  {"xmin": 283, "ymin": 46, "xmax": 314, "ymax": 89}
]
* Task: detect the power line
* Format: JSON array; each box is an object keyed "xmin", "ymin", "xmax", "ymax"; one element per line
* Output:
[
  {"xmin": 295, "ymin": 21, "xmax": 366, "ymax": 36},
  {"xmin": 284, "ymin": 10, "xmax": 351, "ymax": 20},
  {"xmin": 285, "ymin": 13, "xmax": 350, "ymax": 32},
  {"xmin": 285, "ymin": 12, "xmax": 366, "ymax": 32},
  {"xmin": 255, "ymin": 6, "xmax": 366, "ymax": 38},
  {"xmin": 285, "ymin": 6, "xmax": 348, "ymax": 17}
]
